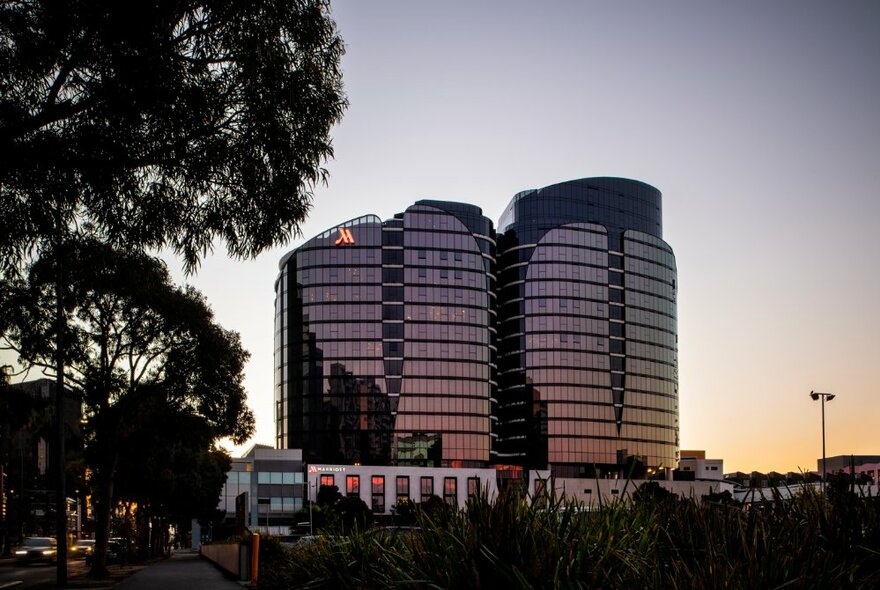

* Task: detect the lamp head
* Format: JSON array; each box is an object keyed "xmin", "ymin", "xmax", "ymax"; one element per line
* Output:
[{"xmin": 810, "ymin": 391, "xmax": 820, "ymax": 400}]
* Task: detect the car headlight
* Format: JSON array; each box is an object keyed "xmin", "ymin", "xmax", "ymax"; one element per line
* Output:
[
  {"xmin": 15, "ymin": 550, "xmax": 27, "ymax": 555},
  {"xmin": 42, "ymin": 549, "xmax": 55, "ymax": 555}
]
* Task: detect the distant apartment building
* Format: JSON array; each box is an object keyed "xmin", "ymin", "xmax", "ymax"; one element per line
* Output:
[
  {"xmin": 1, "ymin": 378, "xmax": 80, "ymax": 543},
  {"xmin": 819, "ymin": 455, "xmax": 880, "ymax": 476},
  {"xmin": 678, "ymin": 450, "xmax": 723, "ymax": 481}
]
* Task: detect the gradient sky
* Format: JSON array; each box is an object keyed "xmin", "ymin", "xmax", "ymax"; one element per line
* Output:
[{"xmin": 9, "ymin": 1, "xmax": 878, "ymax": 474}]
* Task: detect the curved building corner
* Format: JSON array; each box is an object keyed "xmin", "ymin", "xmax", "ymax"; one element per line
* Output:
[
  {"xmin": 275, "ymin": 203, "xmax": 496, "ymax": 468},
  {"xmin": 495, "ymin": 177, "xmax": 679, "ymax": 476}
]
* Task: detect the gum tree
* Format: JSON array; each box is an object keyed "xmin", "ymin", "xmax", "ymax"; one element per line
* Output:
[
  {"xmin": 0, "ymin": 240, "xmax": 255, "ymax": 576},
  {"xmin": 1, "ymin": 1, "xmax": 345, "ymax": 579},
  {"xmin": 1, "ymin": 0, "xmax": 346, "ymax": 272}
]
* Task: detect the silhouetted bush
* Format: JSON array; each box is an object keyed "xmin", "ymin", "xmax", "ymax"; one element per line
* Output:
[{"xmin": 258, "ymin": 485, "xmax": 880, "ymax": 589}]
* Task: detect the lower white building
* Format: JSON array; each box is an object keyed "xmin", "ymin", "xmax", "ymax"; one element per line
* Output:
[
  {"xmin": 531, "ymin": 472, "xmax": 734, "ymax": 506},
  {"xmin": 306, "ymin": 463, "xmax": 499, "ymax": 513}
]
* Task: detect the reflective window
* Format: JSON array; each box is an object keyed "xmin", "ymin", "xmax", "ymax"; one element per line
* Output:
[
  {"xmin": 420, "ymin": 476, "xmax": 434, "ymax": 502},
  {"xmin": 371, "ymin": 476, "xmax": 385, "ymax": 513},
  {"xmin": 346, "ymin": 475, "xmax": 360, "ymax": 496},
  {"xmin": 443, "ymin": 477, "xmax": 457, "ymax": 505}
]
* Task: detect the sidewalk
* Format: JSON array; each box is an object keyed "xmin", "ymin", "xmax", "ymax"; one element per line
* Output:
[{"xmin": 110, "ymin": 551, "xmax": 243, "ymax": 590}]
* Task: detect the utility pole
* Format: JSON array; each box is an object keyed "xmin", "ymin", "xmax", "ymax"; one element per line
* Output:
[{"xmin": 55, "ymin": 255, "xmax": 68, "ymax": 586}]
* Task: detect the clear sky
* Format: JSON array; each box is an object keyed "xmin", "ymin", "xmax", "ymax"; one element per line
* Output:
[{"xmin": 10, "ymin": 1, "xmax": 878, "ymax": 474}]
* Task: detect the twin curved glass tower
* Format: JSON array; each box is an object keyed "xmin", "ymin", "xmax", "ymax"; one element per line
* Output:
[{"xmin": 275, "ymin": 178, "xmax": 678, "ymax": 475}]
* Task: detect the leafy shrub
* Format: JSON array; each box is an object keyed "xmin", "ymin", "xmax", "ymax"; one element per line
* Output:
[{"xmin": 258, "ymin": 485, "xmax": 880, "ymax": 589}]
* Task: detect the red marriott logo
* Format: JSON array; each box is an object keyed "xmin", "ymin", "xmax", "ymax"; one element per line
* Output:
[{"xmin": 334, "ymin": 228, "xmax": 355, "ymax": 245}]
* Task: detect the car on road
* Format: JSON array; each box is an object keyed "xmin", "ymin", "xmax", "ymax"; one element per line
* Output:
[
  {"xmin": 84, "ymin": 540, "xmax": 123, "ymax": 566},
  {"xmin": 70, "ymin": 539, "xmax": 96, "ymax": 559},
  {"xmin": 13, "ymin": 537, "xmax": 57, "ymax": 564}
]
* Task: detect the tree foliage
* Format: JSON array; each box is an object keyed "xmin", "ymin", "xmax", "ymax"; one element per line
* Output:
[
  {"xmin": 113, "ymin": 400, "xmax": 232, "ymax": 523},
  {"xmin": 0, "ymin": 239, "xmax": 254, "ymax": 445},
  {"xmin": 0, "ymin": 239, "xmax": 254, "ymax": 574},
  {"xmin": 0, "ymin": 0, "xmax": 346, "ymax": 273}
]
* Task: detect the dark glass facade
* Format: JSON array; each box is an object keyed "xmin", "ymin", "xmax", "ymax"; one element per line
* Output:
[
  {"xmin": 276, "ymin": 177, "xmax": 678, "ymax": 475},
  {"xmin": 495, "ymin": 178, "xmax": 678, "ymax": 474},
  {"xmin": 275, "ymin": 202, "xmax": 496, "ymax": 467}
]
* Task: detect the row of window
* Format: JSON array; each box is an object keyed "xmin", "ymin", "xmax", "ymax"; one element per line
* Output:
[
  {"xmin": 402, "ymin": 286, "xmax": 488, "ymax": 307},
  {"xmin": 546, "ymin": 447, "xmax": 674, "ymax": 466},
  {"xmin": 494, "ymin": 385, "xmax": 677, "ymax": 409},
  {"xmin": 226, "ymin": 470, "xmax": 306, "ymax": 485},
  {"xmin": 395, "ymin": 415, "xmax": 489, "ymax": 433},
  {"xmin": 627, "ymin": 325, "xmax": 677, "ymax": 349},
  {"xmin": 625, "ymin": 291, "xmax": 677, "ymax": 316},
  {"xmin": 530, "ymin": 245, "xmax": 608, "ymax": 266},
  {"xmin": 404, "ymin": 249, "xmax": 487, "ymax": 270},
  {"xmin": 551, "ymin": 421, "xmax": 677, "ymax": 441},
  {"xmin": 625, "ymin": 273, "xmax": 675, "ymax": 299},
  {"xmin": 525, "ymin": 279, "xmax": 608, "ymax": 300},
  {"xmin": 403, "ymin": 210, "xmax": 488, "ymax": 235},
  {"xmin": 290, "ymin": 340, "xmax": 490, "ymax": 362},
  {"xmin": 296, "ymin": 245, "xmax": 383, "ymax": 268},
  {"xmin": 542, "ymin": 401, "xmax": 677, "ymax": 421},
  {"xmin": 623, "ymin": 236, "xmax": 675, "ymax": 269},
  {"xmin": 298, "ymin": 266, "xmax": 382, "ymax": 285},
  {"xmin": 318, "ymin": 473, "xmax": 482, "ymax": 512},
  {"xmin": 290, "ymin": 376, "xmax": 494, "ymax": 397}
]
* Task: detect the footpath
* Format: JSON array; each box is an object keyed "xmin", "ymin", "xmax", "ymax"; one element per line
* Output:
[
  {"xmin": 0, "ymin": 549, "xmax": 243, "ymax": 590},
  {"xmin": 110, "ymin": 551, "xmax": 243, "ymax": 590}
]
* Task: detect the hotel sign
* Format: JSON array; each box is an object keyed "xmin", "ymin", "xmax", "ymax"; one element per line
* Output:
[
  {"xmin": 334, "ymin": 228, "xmax": 355, "ymax": 245},
  {"xmin": 308, "ymin": 465, "xmax": 347, "ymax": 473}
]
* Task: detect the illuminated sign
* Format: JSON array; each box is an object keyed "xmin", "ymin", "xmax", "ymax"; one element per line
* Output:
[
  {"xmin": 308, "ymin": 465, "xmax": 347, "ymax": 473},
  {"xmin": 334, "ymin": 228, "xmax": 355, "ymax": 245}
]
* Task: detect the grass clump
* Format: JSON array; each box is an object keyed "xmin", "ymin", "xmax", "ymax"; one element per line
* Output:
[{"xmin": 258, "ymin": 483, "xmax": 880, "ymax": 589}]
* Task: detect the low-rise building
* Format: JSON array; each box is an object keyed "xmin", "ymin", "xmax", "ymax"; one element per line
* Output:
[
  {"xmin": 217, "ymin": 446, "xmax": 305, "ymax": 536},
  {"xmin": 305, "ymin": 463, "xmax": 499, "ymax": 514},
  {"xmin": 678, "ymin": 450, "xmax": 723, "ymax": 481}
]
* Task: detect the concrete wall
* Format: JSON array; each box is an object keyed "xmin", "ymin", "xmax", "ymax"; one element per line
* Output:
[
  {"xmin": 200, "ymin": 543, "xmax": 242, "ymax": 579},
  {"xmin": 541, "ymin": 476, "xmax": 734, "ymax": 505}
]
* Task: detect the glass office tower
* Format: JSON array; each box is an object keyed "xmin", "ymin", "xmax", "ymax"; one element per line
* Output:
[
  {"xmin": 495, "ymin": 178, "xmax": 678, "ymax": 475},
  {"xmin": 275, "ymin": 201, "xmax": 496, "ymax": 467}
]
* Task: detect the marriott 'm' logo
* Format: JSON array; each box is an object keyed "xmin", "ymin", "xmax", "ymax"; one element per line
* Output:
[{"xmin": 334, "ymin": 228, "xmax": 355, "ymax": 245}]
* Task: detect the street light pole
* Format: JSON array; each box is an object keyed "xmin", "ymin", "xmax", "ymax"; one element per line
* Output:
[
  {"xmin": 308, "ymin": 480, "xmax": 315, "ymax": 536},
  {"xmin": 810, "ymin": 391, "xmax": 836, "ymax": 495}
]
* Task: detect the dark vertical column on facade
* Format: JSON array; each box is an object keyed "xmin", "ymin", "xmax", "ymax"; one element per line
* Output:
[{"xmin": 381, "ymin": 217, "xmax": 405, "ymax": 415}]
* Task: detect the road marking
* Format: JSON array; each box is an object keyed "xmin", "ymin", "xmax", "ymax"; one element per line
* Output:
[{"xmin": 0, "ymin": 581, "xmax": 24, "ymax": 589}]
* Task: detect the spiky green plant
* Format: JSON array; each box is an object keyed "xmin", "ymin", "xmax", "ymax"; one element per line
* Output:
[{"xmin": 258, "ymin": 483, "xmax": 880, "ymax": 589}]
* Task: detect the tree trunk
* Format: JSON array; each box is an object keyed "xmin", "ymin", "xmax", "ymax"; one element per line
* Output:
[
  {"xmin": 55, "ymin": 247, "xmax": 68, "ymax": 586},
  {"xmin": 88, "ymin": 451, "xmax": 118, "ymax": 578}
]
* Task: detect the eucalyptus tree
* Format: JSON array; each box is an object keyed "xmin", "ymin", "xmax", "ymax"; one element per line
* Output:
[
  {"xmin": 112, "ymin": 401, "xmax": 233, "ymax": 559},
  {"xmin": 1, "ymin": 0, "xmax": 346, "ymax": 272},
  {"xmin": 0, "ymin": 240, "xmax": 254, "ymax": 576},
  {"xmin": 1, "ymin": 1, "xmax": 345, "ymax": 579}
]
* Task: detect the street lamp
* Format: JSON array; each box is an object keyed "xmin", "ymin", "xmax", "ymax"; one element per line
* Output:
[
  {"xmin": 810, "ymin": 390, "xmax": 835, "ymax": 494},
  {"xmin": 307, "ymin": 480, "xmax": 317, "ymax": 536}
]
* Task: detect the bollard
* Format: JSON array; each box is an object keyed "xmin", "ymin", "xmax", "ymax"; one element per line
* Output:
[{"xmin": 250, "ymin": 534, "xmax": 260, "ymax": 587}]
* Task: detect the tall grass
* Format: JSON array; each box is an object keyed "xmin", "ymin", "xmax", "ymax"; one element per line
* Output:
[{"xmin": 259, "ymin": 484, "xmax": 880, "ymax": 589}]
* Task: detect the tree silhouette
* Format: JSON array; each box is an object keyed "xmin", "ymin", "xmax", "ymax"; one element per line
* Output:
[
  {"xmin": 0, "ymin": 239, "xmax": 253, "ymax": 575},
  {"xmin": 2, "ymin": 3, "xmax": 345, "ymax": 580},
  {"xmin": 0, "ymin": 0, "xmax": 347, "ymax": 274}
]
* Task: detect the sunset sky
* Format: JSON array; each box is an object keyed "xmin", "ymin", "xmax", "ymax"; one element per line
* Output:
[{"xmin": 9, "ymin": 1, "xmax": 878, "ymax": 474}]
